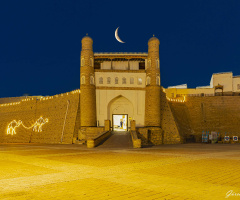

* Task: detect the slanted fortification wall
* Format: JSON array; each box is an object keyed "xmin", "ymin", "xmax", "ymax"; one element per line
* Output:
[
  {"xmin": 169, "ymin": 96, "xmax": 240, "ymax": 142},
  {"xmin": 168, "ymin": 102, "xmax": 192, "ymax": 143},
  {"xmin": 0, "ymin": 90, "xmax": 80, "ymax": 144},
  {"xmin": 137, "ymin": 90, "xmax": 182, "ymax": 145},
  {"xmin": 160, "ymin": 91, "xmax": 182, "ymax": 144}
]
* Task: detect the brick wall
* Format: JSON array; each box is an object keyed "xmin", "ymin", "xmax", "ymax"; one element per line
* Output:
[
  {"xmin": 160, "ymin": 91, "xmax": 182, "ymax": 144},
  {"xmin": 79, "ymin": 127, "xmax": 105, "ymax": 139},
  {"xmin": 168, "ymin": 102, "xmax": 192, "ymax": 143},
  {"xmin": 170, "ymin": 96, "xmax": 240, "ymax": 142},
  {"xmin": 0, "ymin": 97, "xmax": 26, "ymax": 104},
  {"xmin": 0, "ymin": 92, "xmax": 80, "ymax": 144}
]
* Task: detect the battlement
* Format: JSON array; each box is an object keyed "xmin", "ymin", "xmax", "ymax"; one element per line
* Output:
[{"xmin": 94, "ymin": 52, "xmax": 148, "ymax": 57}]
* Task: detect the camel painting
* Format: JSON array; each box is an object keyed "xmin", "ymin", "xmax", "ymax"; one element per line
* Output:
[{"xmin": 7, "ymin": 120, "xmax": 22, "ymax": 135}]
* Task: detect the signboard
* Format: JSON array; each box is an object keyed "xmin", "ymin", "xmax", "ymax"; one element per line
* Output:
[
  {"xmin": 202, "ymin": 134, "xmax": 208, "ymax": 143},
  {"xmin": 211, "ymin": 132, "xmax": 218, "ymax": 143},
  {"xmin": 233, "ymin": 136, "xmax": 238, "ymax": 141},
  {"xmin": 224, "ymin": 136, "xmax": 230, "ymax": 141}
]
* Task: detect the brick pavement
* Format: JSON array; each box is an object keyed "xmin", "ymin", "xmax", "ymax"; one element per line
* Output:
[{"xmin": 0, "ymin": 143, "xmax": 240, "ymax": 199}]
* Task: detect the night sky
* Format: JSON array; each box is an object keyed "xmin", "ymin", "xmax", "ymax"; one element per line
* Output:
[{"xmin": 0, "ymin": 0, "xmax": 240, "ymax": 98}]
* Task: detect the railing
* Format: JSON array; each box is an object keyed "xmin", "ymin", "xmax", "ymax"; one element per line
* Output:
[
  {"xmin": 130, "ymin": 131, "xmax": 141, "ymax": 148},
  {"xmin": 94, "ymin": 52, "xmax": 148, "ymax": 55},
  {"xmin": 176, "ymin": 93, "xmax": 215, "ymax": 97},
  {"xmin": 87, "ymin": 131, "xmax": 111, "ymax": 148}
]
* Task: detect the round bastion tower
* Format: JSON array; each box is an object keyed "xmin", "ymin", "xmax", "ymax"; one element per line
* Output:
[
  {"xmin": 80, "ymin": 35, "xmax": 97, "ymax": 127},
  {"xmin": 145, "ymin": 36, "xmax": 161, "ymax": 127}
]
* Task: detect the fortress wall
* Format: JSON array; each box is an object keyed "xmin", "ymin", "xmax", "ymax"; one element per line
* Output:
[
  {"xmin": 0, "ymin": 97, "xmax": 26, "ymax": 104},
  {"xmin": 168, "ymin": 102, "xmax": 192, "ymax": 143},
  {"xmin": 79, "ymin": 127, "xmax": 105, "ymax": 139},
  {"xmin": 160, "ymin": 91, "xmax": 182, "ymax": 144},
  {"xmin": 0, "ymin": 92, "xmax": 80, "ymax": 144},
  {"xmin": 185, "ymin": 96, "xmax": 240, "ymax": 142},
  {"xmin": 169, "ymin": 96, "xmax": 240, "ymax": 142},
  {"xmin": 0, "ymin": 100, "xmax": 37, "ymax": 143}
]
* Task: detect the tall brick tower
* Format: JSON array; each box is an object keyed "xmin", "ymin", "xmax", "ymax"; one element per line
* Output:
[
  {"xmin": 145, "ymin": 36, "xmax": 161, "ymax": 127},
  {"xmin": 80, "ymin": 35, "xmax": 96, "ymax": 127}
]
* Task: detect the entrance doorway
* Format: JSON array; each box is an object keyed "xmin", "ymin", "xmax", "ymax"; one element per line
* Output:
[{"xmin": 112, "ymin": 114, "xmax": 128, "ymax": 131}]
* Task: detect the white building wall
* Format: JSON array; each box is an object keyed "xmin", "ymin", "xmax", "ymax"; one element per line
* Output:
[
  {"xmin": 233, "ymin": 77, "xmax": 240, "ymax": 92},
  {"xmin": 96, "ymin": 89, "xmax": 145, "ymax": 128},
  {"xmin": 129, "ymin": 61, "xmax": 139, "ymax": 70},
  {"xmin": 101, "ymin": 61, "xmax": 111, "ymax": 69},
  {"xmin": 212, "ymin": 72, "xmax": 233, "ymax": 92},
  {"xmin": 95, "ymin": 71, "xmax": 146, "ymax": 128},
  {"xmin": 112, "ymin": 61, "xmax": 128, "ymax": 70},
  {"xmin": 101, "ymin": 61, "xmax": 141, "ymax": 70},
  {"xmin": 95, "ymin": 72, "xmax": 146, "ymax": 88}
]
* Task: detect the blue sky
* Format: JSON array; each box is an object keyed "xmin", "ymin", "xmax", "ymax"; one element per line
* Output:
[{"xmin": 0, "ymin": 0, "xmax": 240, "ymax": 97}]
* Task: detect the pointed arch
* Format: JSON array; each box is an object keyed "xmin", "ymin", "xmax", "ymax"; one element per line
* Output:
[
  {"xmin": 146, "ymin": 76, "xmax": 151, "ymax": 85},
  {"xmin": 90, "ymin": 76, "xmax": 94, "ymax": 85},
  {"xmin": 81, "ymin": 76, "xmax": 85, "ymax": 84},
  {"xmin": 156, "ymin": 58, "xmax": 160, "ymax": 69},
  {"xmin": 107, "ymin": 95, "xmax": 134, "ymax": 128},
  {"xmin": 81, "ymin": 57, "xmax": 85, "ymax": 66},
  {"xmin": 156, "ymin": 76, "xmax": 160, "ymax": 86}
]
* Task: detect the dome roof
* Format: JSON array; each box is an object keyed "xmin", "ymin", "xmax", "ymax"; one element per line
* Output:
[
  {"xmin": 148, "ymin": 35, "xmax": 160, "ymax": 43},
  {"xmin": 81, "ymin": 34, "xmax": 93, "ymax": 42}
]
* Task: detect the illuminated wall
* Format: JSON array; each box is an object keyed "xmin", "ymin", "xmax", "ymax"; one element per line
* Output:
[
  {"xmin": 0, "ymin": 90, "xmax": 80, "ymax": 144},
  {"xmin": 1, "ymin": 88, "xmax": 240, "ymax": 145},
  {"xmin": 169, "ymin": 96, "xmax": 240, "ymax": 142}
]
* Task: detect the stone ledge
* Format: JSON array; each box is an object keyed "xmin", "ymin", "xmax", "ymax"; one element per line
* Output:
[
  {"xmin": 87, "ymin": 131, "xmax": 111, "ymax": 148},
  {"xmin": 130, "ymin": 130, "xmax": 141, "ymax": 148}
]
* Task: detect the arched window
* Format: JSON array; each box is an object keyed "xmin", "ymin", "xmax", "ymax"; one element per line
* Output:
[
  {"xmin": 130, "ymin": 77, "xmax": 134, "ymax": 84},
  {"xmin": 148, "ymin": 60, "xmax": 151, "ymax": 68},
  {"xmin": 138, "ymin": 78, "xmax": 142, "ymax": 85},
  {"xmin": 156, "ymin": 59, "xmax": 159, "ymax": 69},
  {"xmin": 107, "ymin": 77, "xmax": 111, "ymax": 84},
  {"xmin": 122, "ymin": 77, "xmax": 126, "ymax": 84},
  {"xmin": 99, "ymin": 77, "xmax": 103, "ymax": 84},
  {"xmin": 81, "ymin": 58, "xmax": 85, "ymax": 66},
  {"xmin": 90, "ymin": 58, "xmax": 94, "ymax": 67},
  {"xmin": 156, "ymin": 76, "xmax": 160, "ymax": 86},
  {"xmin": 90, "ymin": 76, "xmax": 94, "ymax": 85},
  {"xmin": 81, "ymin": 76, "xmax": 85, "ymax": 84},
  {"xmin": 115, "ymin": 77, "xmax": 118, "ymax": 84},
  {"xmin": 146, "ymin": 76, "xmax": 151, "ymax": 85}
]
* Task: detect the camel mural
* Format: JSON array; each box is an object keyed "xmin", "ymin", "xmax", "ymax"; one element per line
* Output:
[
  {"xmin": 33, "ymin": 117, "xmax": 49, "ymax": 132},
  {"xmin": 7, "ymin": 120, "xmax": 22, "ymax": 135},
  {"xmin": 6, "ymin": 117, "xmax": 48, "ymax": 135}
]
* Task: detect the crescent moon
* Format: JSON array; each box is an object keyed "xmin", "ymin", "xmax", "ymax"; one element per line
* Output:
[{"xmin": 115, "ymin": 27, "xmax": 125, "ymax": 43}]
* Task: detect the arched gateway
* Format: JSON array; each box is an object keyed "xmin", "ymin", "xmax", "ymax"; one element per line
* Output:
[{"xmin": 108, "ymin": 95, "xmax": 133, "ymax": 131}]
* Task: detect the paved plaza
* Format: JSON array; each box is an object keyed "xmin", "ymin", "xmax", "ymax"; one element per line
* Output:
[{"xmin": 0, "ymin": 143, "xmax": 240, "ymax": 199}]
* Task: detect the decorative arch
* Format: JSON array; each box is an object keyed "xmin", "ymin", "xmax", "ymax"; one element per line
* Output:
[
  {"xmin": 146, "ymin": 76, "xmax": 151, "ymax": 85},
  {"xmin": 156, "ymin": 76, "xmax": 160, "ymax": 86},
  {"xmin": 90, "ymin": 76, "xmax": 94, "ymax": 85},
  {"xmin": 148, "ymin": 59, "xmax": 151, "ymax": 68},
  {"xmin": 115, "ymin": 77, "xmax": 118, "ymax": 84},
  {"xmin": 81, "ymin": 57, "xmax": 85, "ymax": 66},
  {"xmin": 107, "ymin": 77, "xmax": 111, "ymax": 84},
  {"xmin": 107, "ymin": 95, "xmax": 134, "ymax": 129},
  {"xmin": 130, "ymin": 77, "xmax": 134, "ymax": 84},
  {"xmin": 90, "ymin": 57, "xmax": 94, "ymax": 67},
  {"xmin": 122, "ymin": 77, "xmax": 126, "ymax": 84},
  {"xmin": 156, "ymin": 58, "xmax": 160, "ymax": 68},
  {"xmin": 99, "ymin": 77, "xmax": 103, "ymax": 84},
  {"xmin": 81, "ymin": 76, "xmax": 85, "ymax": 84}
]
